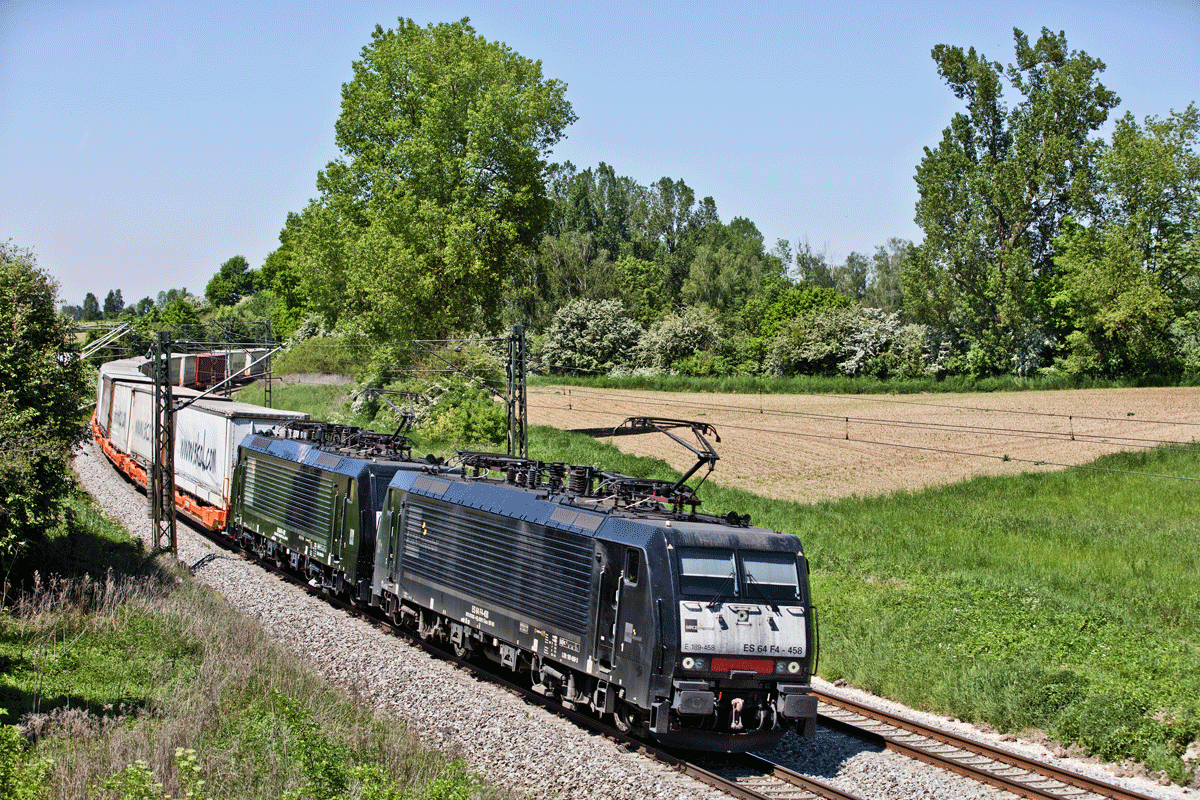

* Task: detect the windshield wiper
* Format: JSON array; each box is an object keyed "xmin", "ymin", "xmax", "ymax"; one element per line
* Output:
[
  {"xmin": 707, "ymin": 572, "xmax": 737, "ymax": 609},
  {"xmin": 743, "ymin": 571, "xmax": 780, "ymax": 612}
]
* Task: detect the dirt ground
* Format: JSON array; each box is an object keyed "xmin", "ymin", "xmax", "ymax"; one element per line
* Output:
[{"xmin": 527, "ymin": 385, "xmax": 1200, "ymax": 504}]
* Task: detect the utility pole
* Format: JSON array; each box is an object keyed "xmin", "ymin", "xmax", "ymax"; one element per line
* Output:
[
  {"xmin": 506, "ymin": 325, "xmax": 527, "ymax": 458},
  {"xmin": 150, "ymin": 331, "xmax": 177, "ymax": 556},
  {"xmin": 263, "ymin": 320, "xmax": 273, "ymax": 409}
]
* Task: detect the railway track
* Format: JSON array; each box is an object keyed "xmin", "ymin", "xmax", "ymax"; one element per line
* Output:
[
  {"xmin": 815, "ymin": 690, "xmax": 1163, "ymax": 800},
  {"xmin": 197, "ymin": 528, "xmax": 1175, "ymax": 800}
]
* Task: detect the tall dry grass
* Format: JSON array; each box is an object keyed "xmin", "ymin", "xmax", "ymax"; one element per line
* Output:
[{"xmin": 2, "ymin": 543, "xmax": 492, "ymax": 799}]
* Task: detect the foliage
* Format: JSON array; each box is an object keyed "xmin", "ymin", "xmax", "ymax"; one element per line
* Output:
[
  {"xmin": 102, "ymin": 289, "xmax": 124, "ymax": 318},
  {"xmin": 0, "ymin": 725, "xmax": 51, "ymax": 800},
  {"xmin": 540, "ymin": 299, "xmax": 643, "ymax": 375},
  {"xmin": 420, "ymin": 386, "xmax": 507, "ymax": 449},
  {"xmin": 158, "ymin": 298, "xmax": 201, "ymax": 329},
  {"xmin": 836, "ymin": 309, "xmax": 925, "ymax": 378},
  {"xmin": 637, "ymin": 306, "xmax": 724, "ymax": 371},
  {"xmin": 1055, "ymin": 104, "xmax": 1200, "ymax": 377},
  {"xmin": 82, "ymin": 292, "xmax": 101, "ymax": 321},
  {"xmin": 204, "ymin": 255, "xmax": 255, "ymax": 308},
  {"xmin": 0, "ymin": 243, "xmax": 89, "ymax": 577},
  {"xmin": 912, "ymin": 27, "xmax": 1120, "ymax": 372},
  {"xmin": 298, "ymin": 17, "xmax": 575, "ymax": 342},
  {"xmin": 764, "ymin": 306, "xmax": 868, "ymax": 376},
  {"xmin": 863, "ymin": 238, "xmax": 913, "ymax": 315}
]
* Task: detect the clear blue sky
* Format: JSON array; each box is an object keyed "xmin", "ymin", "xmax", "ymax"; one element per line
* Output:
[{"xmin": 2, "ymin": 0, "xmax": 1197, "ymax": 309}]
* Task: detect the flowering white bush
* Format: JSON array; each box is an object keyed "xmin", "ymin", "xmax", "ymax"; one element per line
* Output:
[
  {"xmin": 637, "ymin": 306, "xmax": 724, "ymax": 370},
  {"xmin": 541, "ymin": 299, "xmax": 643, "ymax": 375}
]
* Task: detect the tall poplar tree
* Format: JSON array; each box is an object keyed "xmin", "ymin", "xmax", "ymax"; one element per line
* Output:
[{"xmin": 911, "ymin": 28, "xmax": 1119, "ymax": 373}]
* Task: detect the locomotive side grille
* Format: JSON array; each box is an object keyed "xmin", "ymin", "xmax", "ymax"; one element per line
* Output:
[
  {"xmin": 315, "ymin": 452, "xmax": 342, "ymax": 469},
  {"xmin": 243, "ymin": 454, "xmax": 335, "ymax": 542},
  {"xmin": 403, "ymin": 496, "xmax": 591, "ymax": 634}
]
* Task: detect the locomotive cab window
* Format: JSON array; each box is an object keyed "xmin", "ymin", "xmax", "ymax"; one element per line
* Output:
[
  {"xmin": 678, "ymin": 547, "xmax": 737, "ymax": 597},
  {"xmin": 624, "ymin": 548, "xmax": 640, "ymax": 585},
  {"xmin": 740, "ymin": 551, "xmax": 801, "ymax": 601}
]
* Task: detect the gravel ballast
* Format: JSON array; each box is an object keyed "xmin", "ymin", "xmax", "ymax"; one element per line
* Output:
[{"xmin": 73, "ymin": 441, "xmax": 1194, "ymax": 800}]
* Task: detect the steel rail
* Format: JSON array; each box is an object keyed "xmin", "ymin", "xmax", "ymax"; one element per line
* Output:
[{"xmin": 815, "ymin": 689, "xmax": 1162, "ymax": 800}]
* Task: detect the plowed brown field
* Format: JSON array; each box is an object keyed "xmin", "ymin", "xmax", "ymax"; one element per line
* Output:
[{"xmin": 528, "ymin": 385, "xmax": 1200, "ymax": 503}]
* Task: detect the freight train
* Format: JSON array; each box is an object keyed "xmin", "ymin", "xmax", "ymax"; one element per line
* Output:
[{"xmin": 93, "ymin": 354, "xmax": 819, "ymax": 751}]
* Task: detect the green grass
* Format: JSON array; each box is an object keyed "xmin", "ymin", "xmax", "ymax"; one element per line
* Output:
[
  {"xmin": 0, "ymin": 491, "xmax": 493, "ymax": 800},
  {"xmin": 240, "ymin": 383, "xmax": 352, "ymax": 418},
  {"xmin": 529, "ymin": 370, "xmax": 1188, "ymax": 395}
]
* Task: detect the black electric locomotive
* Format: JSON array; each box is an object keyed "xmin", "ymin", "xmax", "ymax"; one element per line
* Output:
[
  {"xmin": 228, "ymin": 417, "xmax": 819, "ymax": 751},
  {"xmin": 229, "ymin": 421, "xmax": 443, "ymax": 600}
]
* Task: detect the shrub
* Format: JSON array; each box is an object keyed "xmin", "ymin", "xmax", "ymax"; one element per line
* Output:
[
  {"xmin": 638, "ymin": 306, "xmax": 724, "ymax": 371},
  {"xmin": 540, "ymin": 299, "xmax": 642, "ymax": 375},
  {"xmin": 421, "ymin": 386, "xmax": 506, "ymax": 448},
  {"xmin": 764, "ymin": 306, "xmax": 863, "ymax": 376},
  {"xmin": 0, "ymin": 725, "xmax": 51, "ymax": 800}
]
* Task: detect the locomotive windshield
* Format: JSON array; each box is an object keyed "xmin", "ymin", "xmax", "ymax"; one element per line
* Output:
[
  {"xmin": 677, "ymin": 547, "xmax": 800, "ymax": 602},
  {"xmin": 741, "ymin": 551, "xmax": 802, "ymax": 601},
  {"xmin": 678, "ymin": 548, "xmax": 737, "ymax": 597}
]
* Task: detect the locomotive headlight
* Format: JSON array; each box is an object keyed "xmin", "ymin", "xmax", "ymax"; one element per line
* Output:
[
  {"xmin": 682, "ymin": 656, "xmax": 695, "ymax": 669},
  {"xmin": 775, "ymin": 660, "xmax": 802, "ymax": 674}
]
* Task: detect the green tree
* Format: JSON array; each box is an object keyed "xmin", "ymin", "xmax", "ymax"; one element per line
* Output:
[
  {"xmin": 103, "ymin": 288, "xmax": 124, "ymax": 317},
  {"xmin": 793, "ymin": 241, "xmax": 834, "ymax": 288},
  {"xmin": 912, "ymin": 27, "xmax": 1119, "ymax": 373},
  {"xmin": 863, "ymin": 238, "xmax": 913, "ymax": 315},
  {"xmin": 0, "ymin": 243, "xmax": 89, "ymax": 569},
  {"xmin": 1055, "ymin": 104, "xmax": 1200, "ymax": 376},
  {"xmin": 306, "ymin": 17, "xmax": 575, "ymax": 341},
  {"xmin": 260, "ymin": 212, "xmax": 310, "ymax": 340},
  {"xmin": 205, "ymin": 255, "xmax": 255, "ymax": 307},
  {"xmin": 81, "ymin": 292, "xmax": 100, "ymax": 321},
  {"xmin": 160, "ymin": 297, "xmax": 200, "ymax": 329},
  {"xmin": 832, "ymin": 252, "xmax": 869, "ymax": 300}
]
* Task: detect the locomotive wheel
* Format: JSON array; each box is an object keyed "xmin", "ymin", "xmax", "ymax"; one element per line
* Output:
[
  {"xmin": 452, "ymin": 639, "xmax": 471, "ymax": 659},
  {"xmin": 614, "ymin": 704, "xmax": 642, "ymax": 734},
  {"xmin": 418, "ymin": 610, "xmax": 434, "ymax": 640}
]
